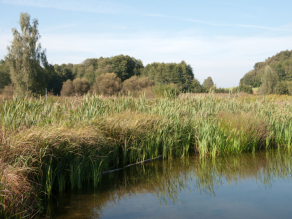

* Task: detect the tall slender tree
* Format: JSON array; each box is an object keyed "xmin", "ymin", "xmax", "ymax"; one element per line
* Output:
[
  {"xmin": 6, "ymin": 12, "xmax": 48, "ymax": 95},
  {"xmin": 259, "ymin": 66, "xmax": 278, "ymax": 95}
]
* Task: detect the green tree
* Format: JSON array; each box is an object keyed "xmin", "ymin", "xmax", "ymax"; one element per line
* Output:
[
  {"xmin": 6, "ymin": 13, "xmax": 49, "ymax": 95},
  {"xmin": 259, "ymin": 66, "xmax": 278, "ymax": 95},
  {"xmin": 275, "ymin": 81, "xmax": 288, "ymax": 95},
  {"xmin": 203, "ymin": 77, "xmax": 214, "ymax": 90},
  {"xmin": 0, "ymin": 59, "xmax": 11, "ymax": 90},
  {"xmin": 189, "ymin": 78, "xmax": 202, "ymax": 93},
  {"xmin": 110, "ymin": 55, "xmax": 143, "ymax": 81}
]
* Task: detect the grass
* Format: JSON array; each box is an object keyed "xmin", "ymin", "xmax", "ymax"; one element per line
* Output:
[{"xmin": 1, "ymin": 93, "xmax": 292, "ymax": 218}]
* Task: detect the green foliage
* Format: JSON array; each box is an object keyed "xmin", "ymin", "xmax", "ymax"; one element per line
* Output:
[
  {"xmin": 189, "ymin": 78, "xmax": 202, "ymax": 93},
  {"xmin": 275, "ymin": 81, "xmax": 289, "ymax": 95},
  {"xmin": 214, "ymin": 87, "xmax": 230, "ymax": 93},
  {"xmin": 240, "ymin": 50, "xmax": 292, "ymax": 87},
  {"xmin": 47, "ymin": 69, "xmax": 63, "ymax": 95},
  {"xmin": 5, "ymin": 13, "xmax": 49, "ymax": 96},
  {"xmin": 110, "ymin": 55, "xmax": 144, "ymax": 81},
  {"xmin": 232, "ymin": 84, "xmax": 253, "ymax": 94},
  {"xmin": 0, "ymin": 60, "xmax": 11, "ymax": 91},
  {"xmin": 72, "ymin": 55, "xmax": 143, "ymax": 84},
  {"xmin": 259, "ymin": 66, "xmax": 278, "ymax": 95},
  {"xmin": 153, "ymin": 83, "xmax": 180, "ymax": 98},
  {"xmin": 54, "ymin": 63, "xmax": 75, "ymax": 82},
  {"xmin": 141, "ymin": 61, "xmax": 194, "ymax": 91},
  {"xmin": 94, "ymin": 73, "xmax": 122, "ymax": 95},
  {"xmin": 203, "ymin": 77, "xmax": 214, "ymax": 90}
]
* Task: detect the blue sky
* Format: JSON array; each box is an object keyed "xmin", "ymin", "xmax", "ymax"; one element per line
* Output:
[{"xmin": 1, "ymin": 0, "xmax": 292, "ymax": 87}]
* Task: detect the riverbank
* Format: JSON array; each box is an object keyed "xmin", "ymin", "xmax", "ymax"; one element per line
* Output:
[{"xmin": 1, "ymin": 93, "xmax": 292, "ymax": 218}]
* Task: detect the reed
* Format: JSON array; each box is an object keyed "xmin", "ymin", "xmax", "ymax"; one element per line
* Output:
[{"xmin": 1, "ymin": 93, "xmax": 292, "ymax": 217}]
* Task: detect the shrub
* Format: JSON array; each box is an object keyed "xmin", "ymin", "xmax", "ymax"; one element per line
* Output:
[
  {"xmin": 122, "ymin": 76, "xmax": 154, "ymax": 96},
  {"xmin": 60, "ymin": 79, "xmax": 74, "ymax": 96},
  {"xmin": 203, "ymin": 77, "xmax": 214, "ymax": 90},
  {"xmin": 94, "ymin": 73, "xmax": 122, "ymax": 96},
  {"xmin": 215, "ymin": 87, "xmax": 230, "ymax": 93},
  {"xmin": 232, "ymin": 85, "xmax": 253, "ymax": 94},
  {"xmin": 153, "ymin": 83, "xmax": 180, "ymax": 98},
  {"xmin": 275, "ymin": 81, "xmax": 289, "ymax": 95},
  {"xmin": 73, "ymin": 78, "xmax": 90, "ymax": 95}
]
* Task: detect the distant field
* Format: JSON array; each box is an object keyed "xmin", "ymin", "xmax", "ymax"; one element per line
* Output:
[{"xmin": 252, "ymin": 87, "xmax": 259, "ymax": 94}]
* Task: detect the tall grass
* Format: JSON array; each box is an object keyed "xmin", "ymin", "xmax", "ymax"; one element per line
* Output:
[{"xmin": 1, "ymin": 93, "xmax": 292, "ymax": 217}]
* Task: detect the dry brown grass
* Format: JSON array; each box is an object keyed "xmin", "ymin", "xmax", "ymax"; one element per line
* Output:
[{"xmin": 0, "ymin": 161, "xmax": 39, "ymax": 218}]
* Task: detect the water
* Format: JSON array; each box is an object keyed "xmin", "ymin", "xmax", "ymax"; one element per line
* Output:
[{"xmin": 45, "ymin": 150, "xmax": 292, "ymax": 219}]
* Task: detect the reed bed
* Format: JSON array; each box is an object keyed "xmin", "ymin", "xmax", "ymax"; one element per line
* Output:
[{"xmin": 1, "ymin": 93, "xmax": 292, "ymax": 218}]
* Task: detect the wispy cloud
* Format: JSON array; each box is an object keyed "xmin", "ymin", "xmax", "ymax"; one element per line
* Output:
[
  {"xmin": 145, "ymin": 14, "xmax": 292, "ymax": 32},
  {"xmin": 0, "ymin": 0, "xmax": 126, "ymax": 14}
]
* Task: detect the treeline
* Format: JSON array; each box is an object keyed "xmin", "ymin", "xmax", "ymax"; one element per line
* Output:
[
  {"xmin": 0, "ymin": 55, "xmax": 230, "ymax": 97},
  {"xmin": 240, "ymin": 50, "xmax": 292, "ymax": 94}
]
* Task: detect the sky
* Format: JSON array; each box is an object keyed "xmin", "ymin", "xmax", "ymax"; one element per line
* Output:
[{"xmin": 1, "ymin": 0, "xmax": 292, "ymax": 87}]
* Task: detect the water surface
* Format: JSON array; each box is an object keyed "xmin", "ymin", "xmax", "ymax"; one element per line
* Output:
[{"xmin": 46, "ymin": 150, "xmax": 292, "ymax": 219}]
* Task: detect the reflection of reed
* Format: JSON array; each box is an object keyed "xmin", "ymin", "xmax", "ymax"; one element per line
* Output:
[{"xmin": 49, "ymin": 149, "xmax": 292, "ymax": 218}]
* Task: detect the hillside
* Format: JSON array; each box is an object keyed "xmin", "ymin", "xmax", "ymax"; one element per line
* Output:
[{"xmin": 240, "ymin": 50, "xmax": 292, "ymax": 87}]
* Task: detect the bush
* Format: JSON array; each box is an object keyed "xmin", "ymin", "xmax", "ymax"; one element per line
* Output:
[
  {"xmin": 275, "ymin": 81, "xmax": 289, "ymax": 95},
  {"xmin": 215, "ymin": 87, "xmax": 230, "ymax": 93},
  {"xmin": 203, "ymin": 77, "xmax": 214, "ymax": 90},
  {"xmin": 122, "ymin": 76, "xmax": 154, "ymax": 96},
  {"xmin": 60, "ymin": 80, "xmax": 74, "ymax": 96},
  {"xmin": 153, "ymin": 83, "xmax": 180, "ymax": 98},
  {"xmin": 94, "ymin": 73, "xmax": 122, "ymax": 96},
  {"xmin": 73, "ymin": 78, "xmax": 90, "ymax": 95},
  {"xmin": 232, "ymin": 85, "xmax": 253, "ymax": 94}
]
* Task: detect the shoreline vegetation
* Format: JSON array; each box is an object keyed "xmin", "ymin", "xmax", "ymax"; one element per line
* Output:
[{"xmin": 1, "ymin": 93, "xmax": 292, "ymax": 218}]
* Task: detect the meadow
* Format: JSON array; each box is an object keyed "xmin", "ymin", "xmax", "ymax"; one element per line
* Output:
[{"xmin": 1, "ymin": 92, "xmax": 292, "ymax": 218}]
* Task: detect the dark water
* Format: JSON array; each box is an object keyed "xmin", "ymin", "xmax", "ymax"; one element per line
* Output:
[{"xmin": 46, "ymin": 150, "xmax": 292, "ymax": 219}]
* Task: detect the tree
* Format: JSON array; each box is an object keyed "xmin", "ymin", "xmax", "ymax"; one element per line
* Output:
[
  {"xmin": 0, "ymin": 59, "xmax": 11, "ymax": 90},
  {"xmin": 259, "ymin": 66, "xmax": 278, "ymax": 95},
  {"xmin": 6, "ymin": 13, "xmax": 49, "ymax": 95},
  {"xmin": 189, "ymin": 78, "xmax": 202, "ymax": 93},
  {"xmin": 110, "ymin": 55, "xmax": 143, "ymax": 81},
  {"xmin": 203, "ymin": 77, "xmax": 214, "ymax": 90},
  {"xmin": 275, "ymin": 81, "xmax": 288, "ymax": 95}
]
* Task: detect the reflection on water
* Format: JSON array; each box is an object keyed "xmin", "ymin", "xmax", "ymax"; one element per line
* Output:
[{"xmin": 46, "ymin": 150, "xmax": 292, "ymax": 219}]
